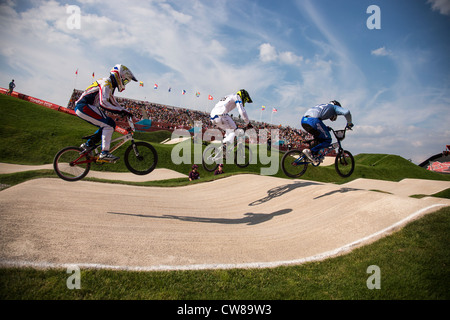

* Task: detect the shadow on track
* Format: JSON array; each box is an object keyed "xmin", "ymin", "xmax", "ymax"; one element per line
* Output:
[
  {"xmin": 108, "ymin": 208, "xmax": 292, "ymax": 226},
  {"xmin": 313, "ymin": 187, "xmax": 362, "ymax": 200},
  {"xmin": 248, "ymin": 181, "xmax": 321, "ymax": 206}
]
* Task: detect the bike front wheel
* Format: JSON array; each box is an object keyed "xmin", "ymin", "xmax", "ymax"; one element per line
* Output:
[
  {"xmin": 202, "ymin": 144, "xmax": 221, "ymax": 172},
  {"xmin": 281, "ymin": 149, "xmax": 308, "ymax": 178},
  {"xmin": 335, "ymin": 150, "xmax": 355, "ymax": 178},
  {"xmin": 53, "ymin": 146, "xmax": 91, "ymax": 181},
  {"xmin": 124, "ymin": 141, "xmax": 158, "ymax": 175}
]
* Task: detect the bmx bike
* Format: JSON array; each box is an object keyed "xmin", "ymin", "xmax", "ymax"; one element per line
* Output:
[
  {"xmin": 53, "ymin": 116, "xmax": 158, "ymax": 181},
  {"xmin": 281, "ymin": 126, "xmax": 355, "ymax": 178},
  {"xmin": 202, "ymin": 136, "xmax": 253, "ymax": 172}
]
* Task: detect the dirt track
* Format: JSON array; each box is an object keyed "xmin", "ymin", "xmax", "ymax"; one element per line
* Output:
[{"xmin": 0, "ymin": 164, "xmax": 449, "ymax": 271}]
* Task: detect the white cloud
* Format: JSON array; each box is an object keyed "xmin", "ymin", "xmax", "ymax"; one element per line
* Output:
[
  {"xmin": 427, "ymin": 0, "xmax": 450, "ymax": 16},
  {"xmin": 259, "ymin": 43, "xmax": 278, "ymax": 62},
  {"xmin": 258, "ymin": 43, "xmax": 303, "ymax": 65},
  {"xmin": 371, "ymin": 47, "xmax": 392, "ymax": 56},
  {"xmin": 0, "ymin": 0, "xmax": 276, "ymax": 108},
  {"xmin": 279, "ymin": 51, "xmax": 303, "ymax": 65}
]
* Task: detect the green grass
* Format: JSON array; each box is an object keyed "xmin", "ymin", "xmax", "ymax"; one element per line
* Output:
[
  {"xmin": 411, "ymin": 188, "xmax": 450, "ymax": 199},
  {"xmin": 0, "ymin": 93, "xmax": 449, "ymax": 300}
]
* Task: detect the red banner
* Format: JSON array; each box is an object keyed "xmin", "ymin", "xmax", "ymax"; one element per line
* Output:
[
  {"xmin": 427, "ymin": 161, "xmax": 450, "ymax": 173},
  {"xmin": 1, "ymin": 87, "xmax": 128, "ymax": 134},
  {"xmin": 1, "ymin": 87, "xmax": 75, "ymax": 115}
]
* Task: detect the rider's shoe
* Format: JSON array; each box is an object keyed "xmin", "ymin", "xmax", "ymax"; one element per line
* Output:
[
  {"xmin": 302, "ymin": 149, "xmax": 315, "ymax": 162},
  {"xmin": 98, "ymin": 151, "xmax": 119, "ymax": 163},
  {"xmin": 303, "ymin": 149, "xmax": 322, "ymax": 165}
]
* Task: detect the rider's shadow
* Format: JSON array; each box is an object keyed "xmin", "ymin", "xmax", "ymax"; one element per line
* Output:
[
  {"xmin": 108, "ymin": 208, "xmax": 292, "ymax": 226},
  {"xmin": 313, "ymin": 187, "xmax": 361, "ymax": 200},
  {"xmin": 248, "ymin": 181, "xmax": 321, "ymax": 206}
]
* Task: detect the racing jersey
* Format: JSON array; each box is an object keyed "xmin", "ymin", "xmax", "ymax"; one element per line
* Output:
[
  {"xmin": 304, "ymin": 103, "xmax": 352, "ymax": 124},
  {"xmin": 75, "ymin": 77, "xmax": 125, "ymax": 113},
  {"xmin": 210, "ymin": 94, "xmax": 250, "ymax": 125}
]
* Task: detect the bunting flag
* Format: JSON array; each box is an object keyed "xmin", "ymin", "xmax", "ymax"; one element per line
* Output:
[
  {"xmin": 139, "ymin": 81, "xmax": 144, "ymax": 87},
  {"xmin": 262, "ymin": 105, "xmax": 266, "ymax": 111},
  {"xmin": 75, "ymin": 69, "xmax": 78, "ymax": 75},
  {"xmin": 168, "ymin": 87, "xmax": 172, "ymax": 92},
  {"xmin": 208, "ymin": 95, "xmax": 213, "ymax": 100},
  {"xmin": 182, "ymin": 90, "xmax": 186, "ymax": 95},
  {"xmin": 92, "ymin": 72, "xmax": 95, "ymax": 78},
  {"xmin": 154, "ymin": 84, "xmax": 158, "ymax": 89},
  {"xmin": 196, "ymin": 91, "xmax": 200, "ymax": 97},
  {"xmin": 272, "ymin": 108, "xmax": 278, "ymax": 113}
]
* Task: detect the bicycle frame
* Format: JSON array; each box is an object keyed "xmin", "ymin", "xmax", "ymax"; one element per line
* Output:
[
  {"xmin": 294, "ymin": 127, "xmax": 346, "ymax": 166},
  {"xmin": 74, "ymin": 117, "xmax": 135, "ymax": 165},
  {"xmin": 109, "ymin": 133, "xmax": 134, "ymax": 154}
]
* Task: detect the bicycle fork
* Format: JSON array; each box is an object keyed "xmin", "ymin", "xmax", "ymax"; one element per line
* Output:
[{"xmin": 130, "ymin": 140, "xmax": 145, "ymax": 160}]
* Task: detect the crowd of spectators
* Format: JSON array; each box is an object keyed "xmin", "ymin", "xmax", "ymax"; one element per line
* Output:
[{"xmin": 67, "ymin": 89, "xmax": 311, "ymax": 150}]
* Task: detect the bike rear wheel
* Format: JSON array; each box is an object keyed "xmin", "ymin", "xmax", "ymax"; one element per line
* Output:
[
  {"xmin": 281, "ymin": 149, "xmax": 308, "ymax": 178},
  {"xmin": 124, "ymin": 141, "xmax": 158, "ymax": 175},
  {"xmin": 202, "ymin": 144, "xmax": 221, "ymax": 172},
  {"xmin": 335, "ymin": 150, "xmax": 355, "ymax": 178},
  {"xmin": 53, "ymin": 146, "xmax": 91, "ymax": 181}
]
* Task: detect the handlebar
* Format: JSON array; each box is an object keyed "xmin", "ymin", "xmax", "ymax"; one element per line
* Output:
[
  {"xmin": 327, "ymin": 125, "xmax": 353, "ymax": 132},
  {"xmin": 326, "ymin": 125, "xmax": 353, "ymax": 141}
]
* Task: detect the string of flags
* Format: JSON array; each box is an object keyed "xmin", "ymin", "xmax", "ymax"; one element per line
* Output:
[
  {"xmin": 261, "ymin": 106, "xmax": 278, "ymax": 113},
  {"xmin": 74, "ymin": 69, "xmax": 278, "ymax": 113},
  {"xmin": 138, "ymin": 81, "xmax": 211, "ymax": 100}
]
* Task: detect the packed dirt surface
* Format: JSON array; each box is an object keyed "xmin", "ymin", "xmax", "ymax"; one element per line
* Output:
[
  {"xmin": 0, "ymin": 163, "xmax": 449, "ymax": 271},
  {"xmin": 0, "ymin": 163, "xmax": 187, "ymax": 182}
]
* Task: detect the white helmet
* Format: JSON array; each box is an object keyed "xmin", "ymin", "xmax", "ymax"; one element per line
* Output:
[{"xmin": 110, "ymin": 64, "xmax": 137, "ymax": 92}]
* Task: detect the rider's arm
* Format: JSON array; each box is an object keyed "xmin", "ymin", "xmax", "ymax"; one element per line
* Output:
[
  {"xmin": 98, "ymin": 79, "xmax": 127, "ymax": 114},
  {"xmin": 334, "ymin": 105, "xmax": 352, "ymax": 125},
  {"xmin": 235, "ymin": 99, "xmax": 250, "ymax": 125}
]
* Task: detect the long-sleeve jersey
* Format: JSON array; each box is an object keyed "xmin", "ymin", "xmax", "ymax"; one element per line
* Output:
[
  {"xmin": 210, "ymin": 94, "xmax": 250, "ymax": 125},
  {"xmin": 304, "ymin": 103, "xmax": 352, "ymax": 124},
  {"xmin": 75, "ymin": 77, "xmax": 126, "ymax": 114}
]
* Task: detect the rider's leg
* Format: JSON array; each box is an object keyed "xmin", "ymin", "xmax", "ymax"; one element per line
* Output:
[
  {"xmin": 99, "ymin": 117, "xmax": 116, "ymax": 152},
  {"xmin": 212, "ymin": 115, "xmax": 237, "ymax": 148},
  {"xmin": 83, "ymin": 129, "xmax": 102, "ymax": 149},
  {"xmin": 310, "ymin": 120, "xmax": 331, "ymax": 155},
  {"xmin": 301, "ymin": 117, "xmax": 331, "ymax": 161},
  {"xmin": 219, "ymin": 115, "xmax": 237, "ymax": 145},
  {"xmin": 75, "ymin": 104, "xmax": 118, "ymax": 161}
]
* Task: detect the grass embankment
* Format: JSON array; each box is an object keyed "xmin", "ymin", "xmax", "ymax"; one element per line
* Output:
[{"xmin": 0, "ymin": 93, "xmax": 449, "ymax": 300}]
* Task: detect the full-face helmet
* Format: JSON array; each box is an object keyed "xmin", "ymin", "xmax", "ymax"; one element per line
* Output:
[
  {"xmin": 237, "ymin": 89, "xmax": 253, "ymax": 105},
  {"xmin": 329, "ymin": 100, "xmax": 341, "ymax": 107},
  {"xmin": 110, "ymin": 64, "xmax": 137, "ymax": 92}
]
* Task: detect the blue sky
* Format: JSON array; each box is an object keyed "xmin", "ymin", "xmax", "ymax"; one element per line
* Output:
[{"xmin": 1, "ymin": 0, "xmax": 449, "ymax": 164}]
